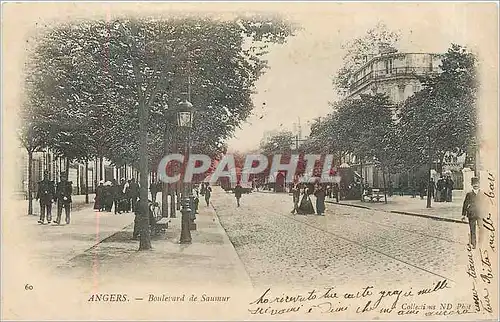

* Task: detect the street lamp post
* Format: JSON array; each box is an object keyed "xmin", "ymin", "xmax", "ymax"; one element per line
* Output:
[{"xmin": 177, "ymin": 96, "xmax": 194, "ymax": 244}]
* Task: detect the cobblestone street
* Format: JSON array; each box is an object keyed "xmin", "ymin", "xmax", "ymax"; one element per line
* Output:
[{"xmin": 212, "ymin": 188, "xmax": 470, "ymax": 290}]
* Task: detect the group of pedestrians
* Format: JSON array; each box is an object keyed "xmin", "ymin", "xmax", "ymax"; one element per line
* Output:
[
  {"xmin": 36, "ymin": 170, "xmax": 73, "ymax": 225},
  {"xmin": 290, "ymin": 182, "xmax": 329, "ymax": 216},
  {"xmin": 93, "ymin": 178, "xmax": 140, "ymax": 214}
]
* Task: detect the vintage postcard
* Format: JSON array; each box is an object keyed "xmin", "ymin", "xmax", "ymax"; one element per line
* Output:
[{"xmin": 1, "ymin": 2, "xmax": 498, "ymax": 320}]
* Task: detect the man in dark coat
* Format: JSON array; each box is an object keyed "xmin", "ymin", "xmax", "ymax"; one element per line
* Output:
[
  {"xmin": 461, "ymin": 177, "xmax": 484, "ymax": 249},
  {"xmin": 290, "ymin": 183, "xmax": 301, "ymax": 214},
  {"xmin": 428, "ymin": 178, "xmax": 436, "ymax": 200},
  {"xmin": 129, "ymin": 178, "xmax": 140, "ymax": 212},
  {"xmin": 36, "ymin": 171, "xmax": 55, "ymax": 224},
  {"xmin": 332, "ymin": 183, "xmax": 340, "ymax": 203},
  {"xmin": 445, "ymin": 176, "xmax": 454, "ymax": 202},
  {"xmin": 234, "ymin": 182, "xmax": 243, "ymax": 207},
  {"xmin": 314, "ymin": 184, "xmax": 326, "ymax": 216},
  {"xmin": 113, "ymin": 179, "xmax": 123, "ymax": 214},
  {"xmin": 205, "ymin": 185, "xmax": 212, "ymax": 206},
  {"xmin": 150, "ymin": 181, "xmax": 159, "ymax": 203},
  {"xmin": 55, "ymin": 171, "xmax": 73, "ymax": 225}
]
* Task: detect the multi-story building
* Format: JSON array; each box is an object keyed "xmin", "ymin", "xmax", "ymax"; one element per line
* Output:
[
  {"xmin": 348, "ymin": 51, "xmax": 442, "ymax": 104},
  {"xmin": 345, "ymin": 50, "xmax": 467, "ymax": 190}
]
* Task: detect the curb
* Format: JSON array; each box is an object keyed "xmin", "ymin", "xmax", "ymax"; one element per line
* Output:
[
  {"xmin": 210, "ymin": 201, "xmax": 255, "ymax": 289},
  {"xmin": 325, "ymin": 200, "xmax": 466, "ymax": 224}
]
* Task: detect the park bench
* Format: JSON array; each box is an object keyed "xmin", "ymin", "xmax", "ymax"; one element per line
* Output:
[
  {"xmin": 150, "ymin": 201, "xmax": 168, "ymax": 236},
  {"xmin": 367, "ymin": 189, "xmax": 384, "ymax": 202},
  {"xmin": 363, "ymin": 188, "xmax": 384, "ymax": 202}
]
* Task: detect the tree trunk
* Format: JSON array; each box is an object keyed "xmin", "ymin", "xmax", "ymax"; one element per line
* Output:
[
  {"xmin": 27, "ymin": 149, "xmax": 33, "ymax": 215},
  {"xmin": 426, "ymin": 136, "xmax": 433, "ymax": 209},
  {"xmin": 161, "ymin": 127, "xmax": 170, "ymax": 217},
  {"xmin": 138, "ymin": 97, "xmax": 152, "ymax": 250},
  {"xmin": 162, "ymin": 183, "xmax": 169, "ymax": 217},
  {"xmin": 360, "ymin": 159, "xmax": 364, "ymax": 202},
  {"xmin": 76, "ymin": 164, "xmax": 80, "ymax": 195},
  {"xmin": 382, "ymin": 167, "xmax": 388, "ymax": 204},
  {"xmin": 94, "ymin": 157, "xmax": 98, "ymax": 187},
  {"xmin": 85, "ymin": 159, "xmax": 89, "ymax": 203},
  {"xmin": 99, "ymin": 156, "xmax": 104, "ymax": 181}
]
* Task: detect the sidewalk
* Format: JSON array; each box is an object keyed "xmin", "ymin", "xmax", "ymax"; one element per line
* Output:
[
  {"xmin": 61, "ymin": 196, "xmax": 253, "ymax": 290},
  {"xmin": 17, "ymin": 193, "xmax": 97, "ymax": 216},
  {"xmin": 8, "ymin": 204, "xmax": 135, "ymax": 270},
  {"xmin": 325, "ymin": 190, "xmax": 465, "ymax": 224}
]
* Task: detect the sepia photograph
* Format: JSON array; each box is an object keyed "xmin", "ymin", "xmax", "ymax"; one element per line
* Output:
[{"xmin": 1, "ymin": 2, "xmax": 498, "ymax": 320}]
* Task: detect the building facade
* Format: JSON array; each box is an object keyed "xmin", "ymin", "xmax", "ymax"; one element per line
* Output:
[
  {"xmin": 15, "ymin": 144, "xmax": 140, "ymax": 200},
  {"xmin": 348, "ymin": 52, "xmax": 442, "ymax": 103},
  {"xmin": 345, "ymin": 51, "xmax": 467, "ymax": 191}
]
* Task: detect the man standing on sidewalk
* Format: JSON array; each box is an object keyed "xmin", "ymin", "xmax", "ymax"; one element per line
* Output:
[
  {"xmin": 290, "ymin": 183, "xmax": 301, "ymax": 214},
  {"xmin": 461, "ymin": 177, "xmax": 484, "ymax": 249},
  {"xmin": 234, "ymin": 182, "xmax": 243, "ymax": 207},
  {"xmin": 129, "ymin": 178, "xmax": 140, "ymax": 212},
  {"xmin": 36, "ymin": 171, "xmax": 55, "ymax": 224},
  {"xmin": 55, "ymin": 171, "xmax": 73, "ymax": 225},
  {"xmin": 205, "ymin": 185, "xmax": 212, "ymax": 206},
  {"xmin": 314, "ymin": 184, "xmax": 326, "ymax": 216}
]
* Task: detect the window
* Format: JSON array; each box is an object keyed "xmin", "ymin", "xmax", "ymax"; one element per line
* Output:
[{"xmin": 385, "ymin": 59, "xmax": 393, "ymax": 74}]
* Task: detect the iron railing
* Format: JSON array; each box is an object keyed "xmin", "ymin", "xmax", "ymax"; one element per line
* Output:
[{"xmin": 350, "ymin": 67, "xmax": 440, "ymax": 92}]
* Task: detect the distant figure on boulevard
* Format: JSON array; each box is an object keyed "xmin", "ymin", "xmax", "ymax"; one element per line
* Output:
[
  {"xmin": 461, "ymin": 177, "xmax": 484, "ymax": 249},
  {"xmin": 36, "ymin": 170, "xmax": 55, "ymax": 224},
  {"xmin": 94, "ymin": 181, "xmax": 105, "ymax": 211},
  {"xmin": 193, "ymin": 187, "xmax": 200, "ymax": 214},
  {"xmin": 428, "ymin": 178, "xmax": 436, "ymax": 200},
  {"xmin": 445, "ymin": 175, "xmax": 454, "ymax": 202},
  {"xmin": 113, "ymin": 179, "xmax": 123, "ymax": 214},
  {"xmin": 150, "ymin": 180, "xmax": 159, "ymax": 203},
  {"xmin": 314, "ymin": 184, "xmax": 326, "ymax": 216},
  {"xmin": 332, "ymin": 183, "xmax": 340, "ymax": 203},
  {"xmin": 205, "ymin": 184, "xmax": 212, "ymax": 206},
  {"xmin": 234, "ymin": 182, "xmax": 243, "ymax": 207},
  {"xmin": 436, "ymin": 176, "xmax": 445, "ymax": 202},
  {"xmin": 129, "ymin": 178, "xmax": 140, "ymax": 212},
  {"xmin": 290, "ymin": 183, "xmax": 301, "ymax": 214},
  {"xmin": 297, "ymin": 185, "xmax": 315, "ymax": 215},
  {"xmin": 54, "ymin": 171, "xmax": 72, "ymax": 225}
]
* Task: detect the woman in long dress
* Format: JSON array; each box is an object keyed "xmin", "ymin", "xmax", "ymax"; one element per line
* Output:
[{"xmin": 297, "ymin": 186, "xmax": 315, "ymax": 214}]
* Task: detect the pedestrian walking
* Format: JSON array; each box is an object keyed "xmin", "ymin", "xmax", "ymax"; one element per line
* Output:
[
  {"xmin": 461, "ymin": 177, "xmax": 484, "ymax": 249},
  {"xmin": 205, "ymin": 185, "xmax": 212, "ymax": 206},
  {"xmin": 129, "ymin": 178, "xmax": 140, "ymax": 212},
  {"xmin": 332, "ymin": 183, "xmax": 340, "ymax": 203},
  {"xmin": 445, "ymin": 175, "xmax": 454, "ymax": 202},
  {"xmin": 388, "ymin": 181, "xmax": 394, "ymax": 197},
  {"xmin": 314, "ymin": 184, "xmax": 326, "ymax": 216},
  {"xmin": 36, "ymin": 170, "xmax": 55, "ymax": 224},
  {"xmin": 436, "ymin": 176, "xmax": 444, "ymax": 202},
  {"xmin": 419, "ymin": 179, "xmax": 426, "ymax": 200},
  {"xmin": 113, "ymin": 179, "xmax": 122, "ymax": 214},
  {"xmin": 150, "ymin": 180, "xmax": 159, "ymax": 203},
  {"xmin": 54, "ymin": 171, "xmax": 72, "ymax": 225},
  {"xmin": 94, "ymin": 181, "xmax": 105, "ymax": 211},
  {"xmin": 297, "ymin": 186, "xmax": 315, "ymax": 214},
  {"xmin": 428, "ymin": 178, "xmax": 436, "ymax": 200},
  {"xmin": 290, "ymin": 183, "xmax": 301, "ymax": 214},
  {"xmin": 234, "ymin": 182, "xmax": 243, "ymax": 207},
  {"xmin": 103, "ymin": 181, "xmax": 114, "ymax": 212},
  {"xmin": 193, "ymin": 187, "xmax": 200, "ymax": 214}
]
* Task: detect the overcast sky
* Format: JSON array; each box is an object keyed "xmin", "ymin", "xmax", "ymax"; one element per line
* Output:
[
  {"xmin": 225, "ymin": 3, "xmax": 492, "ymax": 152},
  {"xmin": 3, "ymin": 2, "xmax": 496, "ymax": 155}
]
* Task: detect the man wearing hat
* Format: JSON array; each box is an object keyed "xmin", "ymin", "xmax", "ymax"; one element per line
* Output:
[
  {"xmin": 461, "ymin": 177, "xmax": 484, "ymax": 249},
  {"xmin": 55, "ymin": 171, "xmax": 73, "ymax": 225},
  {"xmin": 36, "ymin": 170, "xmax": 55, "ymax": 224}
]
